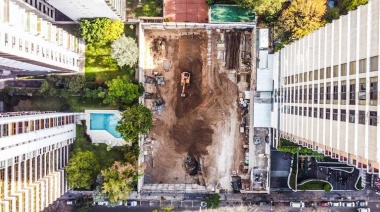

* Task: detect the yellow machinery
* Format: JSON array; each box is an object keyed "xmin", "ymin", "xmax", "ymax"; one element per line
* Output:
[{"xmin": 180, "ymin": 72, "xmax": 190, "ymax": 97}]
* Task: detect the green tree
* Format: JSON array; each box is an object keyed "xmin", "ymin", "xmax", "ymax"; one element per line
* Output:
[
  {"xmin": 103, "ymin": 76, "xmax": 140, "ymax": 105},
  {"xmin": 79, "ymin": 18, "xmax": 124, "ymax": 44},
  {"xmin": 66, "ymin": 76, "xmax": 86, "ymax": 94},
  {"xmin": 205, "ymin": 194, "xmax": 220, "ymax": 209},
  {"xmin": 279, "ymin": 0, "xmax": 326, "ymax": 40},
  {"xmin": 323, "ymin": 7, "xmax": 340, "ymax": 23},
  {"xmin": 66, "ymin": 150, "xmax": 100, "ymax": 189},
  {"xmin": 111, "ymin": 35, "xmax": 139, "ymax": 68},
  {"xmin": 101, "ymin": 161, "xmax": 144, "ymax": 203},
  {"xmin": 116, "ymin": 104, "xmax": 153, "ymax": 142},
  {"xmin": 340, "ymin": 0, "xmax": 368, "ymax": 15},
  {"xmin": 235, "ymin": 0, "xmax": 286, "ymax": 16}
]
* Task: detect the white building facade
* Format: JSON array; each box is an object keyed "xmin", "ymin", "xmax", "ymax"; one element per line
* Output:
[
  {"xmin": 271, "ymin": 0, "xmax": 380, "ymax": 174},
  {"xmin": 0, "ymin": 112, "xmax": 76, "ymax": 212},
  {"xmin": 46, "ymin": 0, "xmax": 126, "ymax": 22},
  {"xmin": 0, "ymin": 0, "xmax": 81, "ymax": 72}
]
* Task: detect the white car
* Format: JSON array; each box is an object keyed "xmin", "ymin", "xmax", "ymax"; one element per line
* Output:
[
  {"xmin": 342, "ymin": 202, "xmax": 356, "ymax": 207},
  {"xmin": 125, "ymin": 201, "xmax": 138, "ymax": 207},
  {"xmin": 290, "ymin": 202, "xmax": 305, "ymax": 208},
  {"xmin": 331, "ymin": 202, "xmax": 342, "ymax": 207},
  {"xmin": 358, "ymin": 208, "xmax": 370, "ymax": 212},
  {"xmin": 98, "ymin": 201, "xmax": 109, "ymax": 206}
]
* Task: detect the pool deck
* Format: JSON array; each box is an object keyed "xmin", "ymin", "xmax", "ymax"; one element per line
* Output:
[{"xmin": 85, "ymin": 110, "xmax": 125, "ymax": 147}]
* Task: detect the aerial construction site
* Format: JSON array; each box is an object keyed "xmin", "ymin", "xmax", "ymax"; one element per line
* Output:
[{"xmin": 140, "ymin": 24, "xmax": 259, "ymax": 193}]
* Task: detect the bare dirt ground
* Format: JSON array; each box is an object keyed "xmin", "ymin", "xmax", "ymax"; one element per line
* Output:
[{"xmin": 143, "ymin": 29, "xmax": 245, "ymax": 190}]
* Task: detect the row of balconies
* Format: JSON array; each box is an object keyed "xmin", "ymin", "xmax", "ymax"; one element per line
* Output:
[{"xmin": 4, "ymin": 1, "xmax": 78, "ymax": 52}]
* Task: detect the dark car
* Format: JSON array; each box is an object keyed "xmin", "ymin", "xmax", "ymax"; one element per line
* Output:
[
  {"xmin": 356, "ymin": 201, "xmax": 368, "ymax": 207},
  {"xmin": 319, "ymin": 201, "xmax": 331, "ymax": 207}
]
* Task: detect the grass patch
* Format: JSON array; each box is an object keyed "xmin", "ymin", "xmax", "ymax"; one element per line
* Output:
[
  {"xmin": 85, "ymin": 43, "xmax": 122, "ymax": 84},
  {"xmin": 132, "ymin": 0, "xmax": 163, "ymax": 17},
  {"xmin": 72, "ymin": 123, "xmax": 124, "ymax": 171},
  {"xmin": 289, "ymin": 154, "xmax": 297, "ymax": 190},
  {"xmin": 27, "ymin": 96, "xmax": 117, "ymax": 112},
  {"xmin": 356, "ymin": 177, "xmax": 364, "ymax": 190},
  {"xmin": 297, "ymin": 180, "xmax": 329, "ymax": 190}
]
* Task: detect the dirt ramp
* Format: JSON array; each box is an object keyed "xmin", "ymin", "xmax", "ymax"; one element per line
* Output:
[{"xmin": 172, "ymin": 119, "xmax": 213, "ymax": 156}]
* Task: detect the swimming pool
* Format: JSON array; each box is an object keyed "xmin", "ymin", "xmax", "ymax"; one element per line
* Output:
[{"xmin": 90, "ymin": 113, "xmax": 122, "ymax": 138}]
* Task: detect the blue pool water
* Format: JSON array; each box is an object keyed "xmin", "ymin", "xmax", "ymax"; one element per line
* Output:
[{"xmin": 90, "ymin": 113, "xmax": 122, "ymax": 138}]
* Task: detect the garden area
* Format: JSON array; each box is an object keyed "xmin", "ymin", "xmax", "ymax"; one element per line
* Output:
[
  {"xmin": 126, "ymin": 0, "xmax": 163, "ymax": 19},
  {"xmin": 297, "ymin": 180, "xmax": 332, "ymax": 191}
]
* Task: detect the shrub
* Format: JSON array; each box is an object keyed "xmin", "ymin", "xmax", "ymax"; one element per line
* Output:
[{"xmin": 324, "ymin": 183, "xmax": 332, "ymax": 192}]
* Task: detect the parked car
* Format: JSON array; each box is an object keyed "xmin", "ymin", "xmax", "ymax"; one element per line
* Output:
[
  {"xmin": 125, "ymin": 201, "xmax": 137, "ymax": 207},
  {"xmin": 357, "ymin": 208, "xmax": 370, "ymax": 212},
  {"xmin": 330, "ymin": 202, "xmax": 342, "ymax": 207},
  {"xmin": 98, "ymin": 201, "xmax": 109, "ymax": 206},
  {"xmin": 66, "ymin": 200, "xmax": 75, "ymax": 205},
  {"xmin": 319, "ymin": 201, "xmax": 331, "ymax": 207},
  {"xmin": 342, "ymin": 202, "xmax": 356, "ymax": 207},
  {"xmin": 290, "ymin": 202, "xmax": 305, "ymax": 208},
  {"xmin": 356, "ymin": 201, "xmax": 368, "ymax": 207}
]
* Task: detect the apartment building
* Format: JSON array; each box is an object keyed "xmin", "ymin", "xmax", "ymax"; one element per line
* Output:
[
  {"xmin": 0, "ymin": 111, "xmax": 76, "ymax": 212},
  {"xmin": 0, "ymin": 0, "xmax": 81, "ymax": 73},
  {"xmin": 270, "ymin": 0, "xmax": 380, "ymax": 175},
  {"xmin": 45, "ymin": 0, "xmax": 126, "ymax": 22}
]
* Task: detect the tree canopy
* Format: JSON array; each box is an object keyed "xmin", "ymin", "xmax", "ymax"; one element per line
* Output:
[
  {"xmin": 205, "ymin": 194, "xmax": 221, "ymax": 209},
  {"xmin": 66, "ymin": 150, "xmax": 100, "ymax": 189},
  {"xmin": 111, "ymin": 35, "xmax": 139, "ymax": 68},
  {"xmin": 79, "ymin": 18, "xmax": 124, "ymax": 44},
  {"xmin": 103, "ymin": 76, "xmax": 141, "ymax": 105},
  {"xmin": 101, "ymin": 161, "xmax": 144, "ymax": 203},
  {"xmin": 340, "ymin": 0, "xmax": 368, "ymax": 15},
  {"xmin": 278, "ymin": 0, "xmax": 326, "ymax": 40},
  {"xmin": 235, "ymin": 0, "xmax": 286, "ymax": 16},
  {"xmin": 116, "ymin": 104, "xmax": 153, "ymax": 142}
]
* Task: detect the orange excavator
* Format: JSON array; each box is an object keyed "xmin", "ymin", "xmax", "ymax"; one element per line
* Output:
[{"xmin": 180, "ymin": 72, "xmax": 190, "ymax": 97}]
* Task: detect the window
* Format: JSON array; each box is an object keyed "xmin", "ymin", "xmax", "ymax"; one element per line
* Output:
[
  {"xmin": 304, "ymin": 88, "xmax": 307, "ymax": 101},
  {"xmin": 358, "ymin": 111, "xmax": 365, "ymax": 124},
  {"xmin": 320, "ymin": 68, "xmax": 324, "ymax": 79},
  {"xmin": 326, "ymin": 67, "xmax": 331, "ymax": 78},
  {"xmin": 333, "ymin": 83, "xmax": 338, "ymax": 100},
  {"xmin": 349, "ymin": 80, "xmax": 356, "ymax": 105},
  {"xmin": 304, "ymin": 72, "xmax": 307, "ymax": 82},
  {"xmin": 326, "ymin": 109, "xmax": 331, "ymax": 120},
  {"xmin": 326, "ymin": 83, "xmax": 331, "ymax": 100},
  {"xmin": 295, "ymin": 89, "xmax": 298, "ymax": 102},
  {"xmin": 308, "ymin": 107, "xmax": 312, "ymax": 117},
  {"xmin": 370, "ymin": 56, "xmax": 378, "ymax": 72},
  {"xmin": 359, "ymin": 59, "xmax": 366, "ymax": 73},
  {"xmin": 370, "ymin": 111, "xmax": 377, "ymax": 126},
  {"xmin": 370, "ymin": 77, "xmax": 378, "ymax": 105},
  {"xmin": 291, "ymin": 106, "xmax": 294, "ymax": 115},
  {"xmin": 314, "ymin": 108, "xmax": 318, "ymax": 118},
  {"xmin": 314, "ymin": 86, "xmax": 318, "ymax": 103},
  {"xmin": 349, "ymin": 110, "xmax": 355, "ymax": 123},
  {"xmin": 295, "ymin": 107, "xmax": 298, "ymax": 115},
  {"xmin": 341, "ymin": 63, "xmax": 347, "ymax": 76},
  {"xmin": 320, "ymin": 108, "xmax": 324, "ymax": 119},
  {"xmin": 358, "ymin": 78, "xmax": 366, "ymax": 104},
  {"xmin": 320, "ymin": 86, "xmax": 324, "ymax": 100},
  {"xmin": 314, "ymin": 70, "xmax": 318, "ymax": 80},
  {"xmin": 333, "ymin": 109, "xmax": 338, "ymax": 120},
  {"xmin": 349, "ymin": 61, "xmax": 356, "ymax": 75},
  {"xmin": 341, "ymin": 81, "xmax": 347, "ymax": 100},
  {"xmin": 341, "ymin": 109, "xmax": 346, "ymax": 122},
  {"xmin": 295, "ymin": 75, "xmax": 298, "ymax": 83},
  {"xmin": 309, "ymin": 88, "xmax": 312, "ymax": 100},
  {"xmin": 303, "ymin": 107, "xmax": 307, "ymax": 116},
  {"xmin": 309, "ymin": 71, "xmax": 313, "ymax": 81},
  {"xmin": 333, "ymin": 65, "xmax": 338, "ymax": 77}
]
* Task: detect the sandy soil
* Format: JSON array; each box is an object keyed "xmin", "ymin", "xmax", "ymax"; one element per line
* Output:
[{"xmin": 143, "ymin": 29, "xmax": 245, "ymax": 190}]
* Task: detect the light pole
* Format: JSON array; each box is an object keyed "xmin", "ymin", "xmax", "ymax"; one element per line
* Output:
[{"xmin": 270, "ymin": 201, "xmax": 273, "ymax": 211}]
